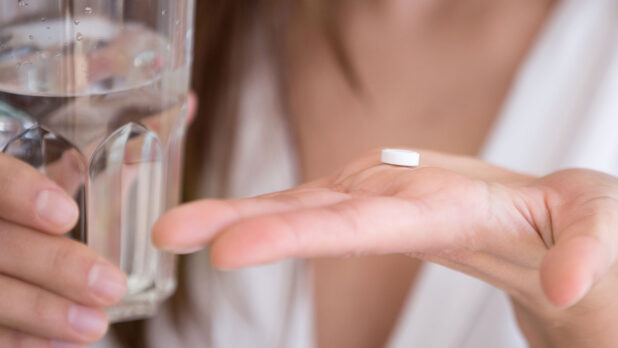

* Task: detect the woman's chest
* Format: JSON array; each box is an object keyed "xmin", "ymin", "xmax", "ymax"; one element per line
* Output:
[{"xmin": 283, "ymin": 3, "xmax": 555, "ymax": 348}]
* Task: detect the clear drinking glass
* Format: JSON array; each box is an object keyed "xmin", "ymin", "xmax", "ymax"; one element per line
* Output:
[{"xmin": 0, "ymin": 0, "xmax": 194, "ymax": 322}]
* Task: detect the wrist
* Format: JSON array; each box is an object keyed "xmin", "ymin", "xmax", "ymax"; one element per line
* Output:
[{"xmin": 512, "ymin": 293, "xmax": 618, "ymax": 348}]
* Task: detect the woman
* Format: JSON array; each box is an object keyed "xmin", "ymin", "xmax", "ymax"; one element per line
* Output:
[
  {"xmin": 1, "ymin": 0, "xmax": 618, "ymax": 347},
  {"xmin": 150, "ymin": 0, "xmax": 618, "ymax": 347}
]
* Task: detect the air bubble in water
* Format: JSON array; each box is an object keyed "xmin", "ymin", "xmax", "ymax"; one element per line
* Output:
[
  {"xmin": 84, "ymin": 7, "xmax": 93, "ymax": 15},
  {"xmin": 18, "ymin": 0, "xmax": 28, "ymax": 7},
  {"xmin": 161, "ymin": 10, "xmax": 167, "ymax": 16},
  {"xmin": 175, "ymin": 20, "xmax": 181, "ymax": 26},
  {"xmin": 76, "ymin": 33, "xmax": 83, "ymax": 41},
  {"xmin": 41, "ymin": 17, "xmax": 47, "ymax": 22},
  {"xmin": 74, "ymin": 19, "xmax": 81, "ymax": 25}
]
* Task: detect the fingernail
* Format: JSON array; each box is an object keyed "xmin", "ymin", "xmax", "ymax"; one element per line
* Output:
[
  {"xmin": 88, "ymin": 261, "xmax": 127, "ymax": 303},
  {"xmin": 50, "ymin": 341, "xmax": 85, "ymax": 348},
  {"xmin": 164, "ymin": 245, "xmax": 202, "ymax": 254},
  {"xmin": 36, "ymin": 190, "xmax": 78, "ymax": 228},
  {"xmin": 67, "ymin": 305, "xmax": 108, "ymax": 338}
]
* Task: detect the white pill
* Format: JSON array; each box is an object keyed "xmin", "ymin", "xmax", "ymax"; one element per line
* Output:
[{"xmin": 381, "ymin": 149, "xmax": 420, "ymax": 167}]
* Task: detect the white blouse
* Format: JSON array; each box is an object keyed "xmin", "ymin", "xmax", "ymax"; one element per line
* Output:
[{"xmin": 98, "ymin": 0, "xmax": 618, "ymax": 347}]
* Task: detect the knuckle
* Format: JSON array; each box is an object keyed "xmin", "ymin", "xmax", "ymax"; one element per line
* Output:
[
  {"xmin": 50, "ymin": 239, "xmax": 95, "ymax": 277},
  {"xmin": 30, "ymin": 291, "xmax": 54, "ymax": 323},
  {"xmin": 28, "ymin": 291, "xmax": 71, "ymax": 340},
  {"xmin": 47, "ymin": 239, "xmax": 99, "ymax": 299},
  {"xmin": 50, "ymin": 241, "xmax": 96, "ymax": 290},
  {"xmin": 50, "ymin": 243, "xmax": 76, "ymax": 274}
]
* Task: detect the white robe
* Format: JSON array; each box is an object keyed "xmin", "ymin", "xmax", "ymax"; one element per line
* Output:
[{"xmin": 97, "ymin": 0, "xmax": 618, "ymax": 347}]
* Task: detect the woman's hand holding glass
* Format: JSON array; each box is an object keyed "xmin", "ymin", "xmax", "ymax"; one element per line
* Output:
[
  {"xmin": 155, "ymin": 149, "xmax": 618, "ymax": 348},
  {"xmin": 0, "ymin": 153, "xmax": 127, "ymax": 347},
  {"xmin": 0, "ymin": 92, "xmax": 196, "ymax": 347}
]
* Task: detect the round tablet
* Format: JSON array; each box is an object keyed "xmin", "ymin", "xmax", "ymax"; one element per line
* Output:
[{"xmin": 381, "ymin": 149, "xmax": 420, "ymax": 167}]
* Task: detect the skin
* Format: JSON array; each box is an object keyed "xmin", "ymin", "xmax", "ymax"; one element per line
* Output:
[
  {"xmin": 0, "ymin": 95, "xmax": 196, "ymax": 347},
  {"xmin": 283, "ymin": 0, "xmax": 557, "ymax": 347},
  {"xmin": 158, "ymin": 0, "xmax": 618, "ymax": 347},
  {"xmin": 3, "ymin": 1, "xmax": 611, "ymax": 347},
  {"xmin": 0, "ymin": 153, "xmax": 123, "ymax": 347},
  {"xmin": 154, "ymin": 150, "xmax": 618, "ymax": 348}
]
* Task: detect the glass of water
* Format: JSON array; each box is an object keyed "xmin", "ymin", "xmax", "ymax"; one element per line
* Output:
[{"xmin": 0, "ymin": 0, "xmax": 194, "ymax": 322}]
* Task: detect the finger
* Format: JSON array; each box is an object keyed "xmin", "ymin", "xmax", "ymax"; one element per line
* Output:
[
  {"xmin": 152, "ymin": 188, "xmax": 349, "ymax": 253},
  {"xmin": 186, "ymin": 92, "xmax": 197, "ymax": 125},
  {"xmin": 0, "ymin": 275, "xmax": 108, "ymax": 344},
  {"xmin": 43, "ymin": 150, "xmax": 87, "ymax": 198},
  {"xmin": 528, "ymin": 169, "xmax": 618, "ymax": 308},
  {"xmin": 0, "ymin": 220, "xmax": 127, "ymax": 307},
  {"xmin": 540, "ymin": 235, "xmax": 610, "ymax": 308},
  {"xmin": 0, "ymin": 326, "xmax": 83, "ymax": 348},
  {"xmin": 539, "ymin": 203, "xmax": 617, "ymax": 308},
  {"xmin": 0, "ymin": 153, "xmax": 79, "ymax": 234},
  {"xmin": 0, "ymin": 326, "xmax": 49, "ymax": 348},
  {"xmin": 209, "ymin": 196, "xmax": 476, "ymax": 269}
]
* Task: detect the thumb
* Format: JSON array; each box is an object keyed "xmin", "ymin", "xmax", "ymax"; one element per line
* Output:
[{"xmin": 540, "ymin": 220, "xmax": 614, "ymax": 308}]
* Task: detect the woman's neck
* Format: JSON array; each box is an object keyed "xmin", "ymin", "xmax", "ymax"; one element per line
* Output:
[{"xmin": 287, "ymin": 0, "xmax": 556, "ymax": 181}]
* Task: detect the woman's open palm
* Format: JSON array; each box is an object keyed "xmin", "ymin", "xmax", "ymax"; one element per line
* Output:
[{"xmin": 154, "ymin": 149, "xmax": 618, "ymax": 347}]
